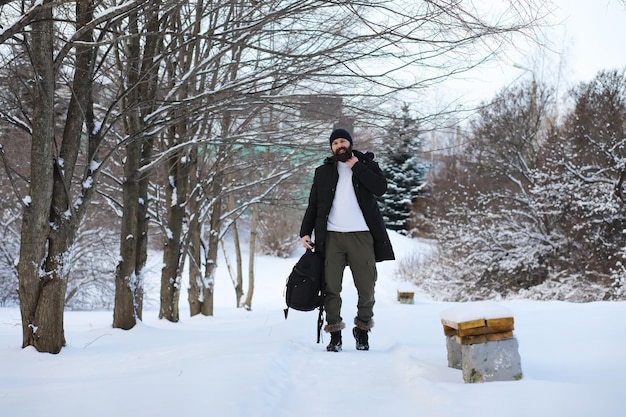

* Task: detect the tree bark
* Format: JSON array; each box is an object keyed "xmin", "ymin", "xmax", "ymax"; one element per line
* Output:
[
  {"xmin": 113, "ymin": 133, "xmax": 142, "ymax": 329},
  {"xmin": 225, "ymin": 191, "xmax": 244, "ymax": 307},
  {"xmin": 113, "ymin": 7, "xmax": 144, "ymax": 329},
  {"xmin": 232, "ymin": 219, "xmax": 244, "ymax": 307},
  {"xmin": 242, "ymin": 202, "xmax": 258, "ymax": 310},
  {"xmin": 187, "ymin": 146, "xmax": 215, "ymax": 317},
  {"xmin": 159, "ymin": 146, "xmax": 189, "ymax": 322},
  {"xmin": 187, "ymin": 189, "xmax": 203, "ymax": 316},
  {"xmin": 113, "ymin": 2, "xmax": 161, "ymax": 328},
  {"xmin": 17, "ymin": 7, "xmax": 56, "ymax": 352},
  {"xmin": 202, "ymin": 182, "xmax": 222, "ymax": 317}
]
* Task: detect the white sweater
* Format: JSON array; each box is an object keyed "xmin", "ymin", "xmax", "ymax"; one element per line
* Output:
[{"xmin": 327, "ymin": 162, "xmax": 369, "ymax": 232}]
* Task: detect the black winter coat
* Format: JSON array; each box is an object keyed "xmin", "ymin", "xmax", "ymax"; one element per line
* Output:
[{"xmin": 299, "ymin": 150, "xmax": 395, "ymax": 262}]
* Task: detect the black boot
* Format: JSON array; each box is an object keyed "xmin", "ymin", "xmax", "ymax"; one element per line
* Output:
[
  {"xmin": 326, "ymin": 331, "xmax": 342, "ymax": 352},
  {"xmin": 352, "ymin": 327, "xmax": 369, "ymax": 351}
]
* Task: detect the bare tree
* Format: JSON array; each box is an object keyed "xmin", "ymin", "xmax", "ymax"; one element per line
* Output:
[
  {"xmin": 0, "ymin": 0, "xmax": 549, "ymax": 350},
  {"xmin": 145, "ymin": 0, "xmax": 548, "ymax": 319},
  {"xmin": 112, "ymin": 1, "xmax": 166, "ymax": 329},
  {"xmin": 2, "ymin": 0, "xmax": 158, "ymax": 350},
  {"xmin": 15, "ymin": 5, "xmax": 58, "ymax": 352}
]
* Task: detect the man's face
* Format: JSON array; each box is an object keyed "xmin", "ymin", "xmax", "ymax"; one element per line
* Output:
[{"xmin": 331, "ymin": 138, "xmax": 352, "ymax": 159}]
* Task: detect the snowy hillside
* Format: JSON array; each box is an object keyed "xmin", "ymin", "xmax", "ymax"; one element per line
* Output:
[{"xmin": 1, "ymin": 232, "xmax": 625, "ymax": 417}]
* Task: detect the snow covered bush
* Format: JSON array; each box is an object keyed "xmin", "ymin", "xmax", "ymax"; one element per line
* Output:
[
  {"xmin": 407, "ymin": 72, "xmax": 626, "ymax": 302},
  {"xmin": 258, "ymin": 209, "xmax": 300, "ymax": 258},
  {"xmin": 0, "ymin": 208, "xmax": 19, "ymax": 306},
  {"xmin": 64, "ymin": 225, "xmax": 118, "ymax": 310}
]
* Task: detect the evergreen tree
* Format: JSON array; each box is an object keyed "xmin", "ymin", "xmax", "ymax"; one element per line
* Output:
[{"xmin": 380, "ymin": 104, "xmax": 429, "ymax": 235}]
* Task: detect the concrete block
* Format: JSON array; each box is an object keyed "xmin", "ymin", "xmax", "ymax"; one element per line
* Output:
[
  {"xmin": 461, "ymin": 337, "xmax": 523, "ymax": 383},
  {"xmin": 446, "ymin": 336, "xmax": 462, "ymax": 369}
]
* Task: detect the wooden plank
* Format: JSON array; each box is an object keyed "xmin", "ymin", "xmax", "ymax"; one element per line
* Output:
[
  {"xmin": 486, "ymin": 317, "xmax": 514, "ymax": 328},
  {"xmin": 441, "ymin": 316, "xmax": 514, "ymax": 331},
  {"xmin": 456, "ymin": 322, "xmax": 515, "ymax": 337},
  {"xmin": 486, "ymin": 330, "xmax": 513, "ymax": 342},
  {"xmin": 441, "ymin": 318, "xmax": 486, "ymax": 330},
  {"xmin": 457, "ymin": 334, "xmax": 487, "ymax": 345},
  {"xmin": 457, "ymin": 319, "xmax": 488, "ymax": 330},
  {"xmin": 443, "ymin": 325, "xmax": 457, "ymax": 336},
  {"xmin": 457, "ymin": 330, "xmax": 514, "ymax": 345}
]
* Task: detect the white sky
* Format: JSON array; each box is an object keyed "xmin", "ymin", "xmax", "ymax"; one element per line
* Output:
[
  {"xmin": 553, "ymin": 0, "xmax": 626, "ymax": 82},
  {"xmin": 554, "ymin": 0, "xmax": 626, "ymax": 82},
  {"xmin": 439, "ymin": 0, "xmax": 626, "ymax": 106}
]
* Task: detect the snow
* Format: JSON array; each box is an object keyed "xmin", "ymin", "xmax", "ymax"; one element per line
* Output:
[
  {"xmin": 1, "ymin": 232, "xmax": 625, "ymax": 417},
  {"xmin": 440, "ymin": 301, "xmax": 513, "ymax": 323},
  {"xmin": 89, "ymin": 159, "xmax": 101, "ymax": 172}
]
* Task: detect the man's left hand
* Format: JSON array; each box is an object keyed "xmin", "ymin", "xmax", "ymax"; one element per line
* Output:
[{"xmin": 346, "ymin": 156, "xmax": 358, "ymax": 168}]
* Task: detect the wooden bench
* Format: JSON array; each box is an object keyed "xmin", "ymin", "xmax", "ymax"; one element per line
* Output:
[
  {"xmin": 397, "ymin": 290, "xmax": 415, "ymax": 304},
  {"xmin": 440, "ymin": 302, "xmax": 523, "ymax": 383}
]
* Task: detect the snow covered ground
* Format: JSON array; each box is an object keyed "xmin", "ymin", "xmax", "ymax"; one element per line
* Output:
[{"xmin": 1, "ymin": 232, "xmax": 625, "ymax": 417}]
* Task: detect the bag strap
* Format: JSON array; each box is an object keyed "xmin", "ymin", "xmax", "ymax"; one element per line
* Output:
[
  {"xmin": 316, "ymin": 305, "xmax": 324, "ymax": 343},
  {"xmin": 317, "ymin": 251, "xmax": 325, "ymax": 343}
]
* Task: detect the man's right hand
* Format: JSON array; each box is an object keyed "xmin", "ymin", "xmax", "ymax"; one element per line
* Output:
[{"xmin": 301, "ymin": 235, "xmax": 314, "ymax": 249}]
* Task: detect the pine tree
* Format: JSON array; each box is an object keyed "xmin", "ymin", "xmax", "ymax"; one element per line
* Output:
[{"xmin": 380, "ymin": 104, "xmax": 428, "ymax": 235}]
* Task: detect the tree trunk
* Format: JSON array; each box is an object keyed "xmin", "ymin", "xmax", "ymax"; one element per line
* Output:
[
  {"xmin": 232, "ymin": 220, "xmax": 244, "ymax": 307},
  {"xmin": 17, "ymin": 8, "xmax": 56, "ymax": 352},
  {"xmin": 188, "ymin": 149, "xmax": 205, "ymax": 317},
  {"xmin": 39, "ymin": 0, "xmax": 96, "ymax": 352},
  {"xmin": 188, "ymin": 210, "xmax": 203, "ymax": 316},
  {"xmin": 134, "ymin": 151, "xmax": 150, "ymax": 320},
  {"xmin": 113, "ymin": 5, "xmax": 143, "ymax": 329},
  {"xmin": 225, "ymin": 191, "xmax": 244, "ymax": 307},
  {"xmin": 113, "ymin": 3, "xmax": 161, "ymax": 328},
  {"xmin": 113, "ymin": 134, "xmax": 150, "ymax": 328},
  {"xmin": 187, "ymin": 150, "xmax": 217, "ymax": 317},
  {"xmin": 113, "ymin": 134, "xmax": 142, "ymax": 329},
  {"xmin": 243, "ymin": 203, "xmax": 258, "ymax": 310},
  {"xmin": 159, "ymin": 147, "xmax": 189, "ymax": 322},
  {"xmin": 202, "ymin": 189, "xmax": 222, "ymax": 317}
]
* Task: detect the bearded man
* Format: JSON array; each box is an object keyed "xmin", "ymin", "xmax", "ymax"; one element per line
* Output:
[{"xmin": 300, "ymin": 128, "xmax": 395, "ymax": 352}]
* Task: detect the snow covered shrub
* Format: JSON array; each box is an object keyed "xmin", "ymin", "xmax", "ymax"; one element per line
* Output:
[
  {"xmin": 413, "ymin": 73, "xmax": 626, "ymax": 302},
  {"xmin": 610, "ymin": 258, "xmax": 626, "ymax": 299},
  {"xmin": 417, "ymin": 199, "xmax": 561, "ymax": 301},
  {"xmin": 396, "ymin": 250, "xmax": 472, "ymax": 301},
  {"xmin": 0, "ymin": 209, "xmax": 19, "ymax": 306},
  {"xmin": 64, "ymin": 226, "xmax": 117, "ymax": 310},
  {"xmin": 418, "ymin": 161, "xmax": 626, "ymax": 302},
  {"xmin": 514, "ymin": 272, "xmax": 617, "ymax": 302},
  {"xmin": 408, "ymin": 196, "xmax": 436, "ymax": 239},
  {"xmin": 258, "ymin": 210, "xmax": 299, "ymax": 258}
]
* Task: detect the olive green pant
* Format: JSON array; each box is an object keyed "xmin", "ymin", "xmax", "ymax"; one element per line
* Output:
[{"xmin": 324, "ymin": 231, "xmax": 377, "ymax": 328}]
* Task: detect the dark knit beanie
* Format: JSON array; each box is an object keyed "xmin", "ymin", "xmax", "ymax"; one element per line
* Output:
[{"xmin": 329, "ymin": 128, "xmax": 353, "ymax": 147}]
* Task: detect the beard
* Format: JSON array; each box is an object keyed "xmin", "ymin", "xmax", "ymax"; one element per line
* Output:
[{"xmin": 333, "ymin": 146, "xmax": 353, "ymax": 162}]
